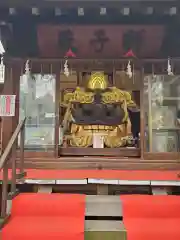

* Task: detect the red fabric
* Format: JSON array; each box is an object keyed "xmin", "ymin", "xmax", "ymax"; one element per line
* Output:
[
  {"xmin": 2, "ymin": 193, "xmax": 85, "ymax": 240},
  {"xmin": 121, "ymin": 195, "xmax": 180, "ymax": 240},
  {"xmin": 0, "ymin": 169, "xmax": 179, "ymax": 181}
]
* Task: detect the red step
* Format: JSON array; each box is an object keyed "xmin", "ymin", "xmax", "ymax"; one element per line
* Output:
[
  {"xmin": 2, "ymin": 193, "xmax": 85, "ymax": 240},
  {"xmin": 121, "ymin": 195, "xmax": 180, "ymax": 240},
  {"xmin": 0, "ymin": 169, "xmax": 179, "ymax": 181}
]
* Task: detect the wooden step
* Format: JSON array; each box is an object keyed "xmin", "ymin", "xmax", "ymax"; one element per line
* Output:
[{"xmin": 14, "ymin": 157, "xmax": 180, "ymax": 170}]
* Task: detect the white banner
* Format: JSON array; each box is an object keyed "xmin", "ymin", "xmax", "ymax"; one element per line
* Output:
[
  {"xmin": 0, "ymin": 95, "xmax": 16, "ymax": 116},
  {"xmin": 0, "ymin": 59, "xmax": 5, "ymax": 83}
]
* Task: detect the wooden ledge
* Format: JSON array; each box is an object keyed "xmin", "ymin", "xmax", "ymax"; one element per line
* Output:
[{"xmin": 59, "ymin": 147, "xmax": 140, "ymax": 157}]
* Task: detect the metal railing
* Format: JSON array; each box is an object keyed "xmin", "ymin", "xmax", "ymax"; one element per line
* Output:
[{"xmin": 0, "ymin": 118, "xmax": 26, "ymax": 218}]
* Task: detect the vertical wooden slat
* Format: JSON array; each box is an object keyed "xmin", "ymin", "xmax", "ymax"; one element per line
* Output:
[
  {"xmin": 12, "ymin": 63, "xmax": 21, "ymax": 133},
  {"xmin": 1, "ymin": 64, "xmax": 13, "ymax": 152},
  {"xmin": 112, "ymin": 65, "xmax": 115, "ymax": 86},
  {"xmin": 54, "ymin": 64, "xmax": 60, "ymax": 157},
  {"xmin": 148, "ymin": 75, "xmax": 153, "ymax": 152},
  {"xmin": 1, "ymin": 162, "xmax": 8, "ymax": 218},
  {"xmin": 2, "ymin": 62, "xmax": 21, "ymax": 152},
  {"xmin": 11, "ymin": 143, "xmax": 17, "ymax": 194},
  {"xmin": 77, "ymin": 70, "xmax": 80, "ymax": 86},
  {"xmin": 140, "ymin": 67, "xmax": 145, "ymax": 159},
  {"xmin": 19, "ymin": 124, "xmax": 25, "ymax": 173}
]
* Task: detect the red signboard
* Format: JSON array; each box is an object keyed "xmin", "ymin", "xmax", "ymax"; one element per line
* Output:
[{"xmin": 37, "ymin": 24, "xmax": 165, "ymax": 58}]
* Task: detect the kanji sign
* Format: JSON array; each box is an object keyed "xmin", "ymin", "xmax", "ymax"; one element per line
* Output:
[
  {"xmin": 37, "ymin": 25, "xmax": 165, "ymax": 58},
  {"xmin": 0, "ymin": 95, "xmax": 16, "ymax": 116},
  {"xmin": 90, "ymin": 29, "xmax": 109, "ymax": 53}
]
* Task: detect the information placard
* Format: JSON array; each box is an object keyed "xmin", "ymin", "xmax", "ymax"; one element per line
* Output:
[{"xmin": 0, "ymin": 95, "xmax": 16, "ymax": 116}]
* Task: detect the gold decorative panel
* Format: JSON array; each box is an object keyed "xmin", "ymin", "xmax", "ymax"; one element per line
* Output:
[{"xmin": 87, "ymin": 72, "xmax": 108, "ymax": 90}]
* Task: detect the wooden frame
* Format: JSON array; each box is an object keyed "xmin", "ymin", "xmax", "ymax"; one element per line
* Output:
[
  {"xmin": 1, "ymin": 0, "xmax": 174, "ymax": 6},
  {"xmin": 1, "ymin": 57, "xmax": 180, "ymax": 170}
]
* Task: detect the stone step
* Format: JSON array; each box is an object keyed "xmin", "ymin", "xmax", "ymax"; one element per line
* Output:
[
  {"xmin": 86, "ymin": 195, "xmax": 122, "ymax": 217},
  {"xmin": 85, "ymin": 220, "xmax": 126, "ymax": 240}
]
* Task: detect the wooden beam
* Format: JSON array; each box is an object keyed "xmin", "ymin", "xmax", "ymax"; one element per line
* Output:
[
  {"xmin": 97, "ymin": 184, "xmax": 109, "ymax": 195},
  {"xmin": 37, "ymin": 186, "xmax": 53, "ymax": 193},
  {"xmin": 0, "ymin": 0, "xmax": 176, "ymax": 5},
  {"xmin": 151, "ymin": 187, "xmax": 169, "ymax": 195}
]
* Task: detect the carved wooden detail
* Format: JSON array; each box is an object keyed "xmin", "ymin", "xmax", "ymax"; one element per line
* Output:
[{"xmin": 115, "ymin": 71, "xmax": 141, "ymax": 90}]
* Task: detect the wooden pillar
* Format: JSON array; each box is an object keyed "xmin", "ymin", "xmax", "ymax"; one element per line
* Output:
[
  {"xmin": 1, "ymin": 61, "xmax": 21, "ymax": 151},
  {"xmin": 12, "ymin": 63, "xmax": 21, "ymax": 133},
  {"xmin": 54, "ymin": 64, "xmax": 60, "ymax": 157},
  {"xmin": 140, "ymin": 68, "xmax": 145, "ymax": 159},
  {"xmin": 1, "ymin": 64, "xmax": 13, "ymax": 151},
  {"xmin": 97, "ymin": 184, "xmax": 109, "ymax": 195}
]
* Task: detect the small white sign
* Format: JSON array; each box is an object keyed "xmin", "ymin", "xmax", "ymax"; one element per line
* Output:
[
  {"xmin": 45, "ymin": 113, "xmax": 55, "ymax": 118},
  {"xmin": 93, "ymin": 134, "xmax": 104, "ymax": 148}
]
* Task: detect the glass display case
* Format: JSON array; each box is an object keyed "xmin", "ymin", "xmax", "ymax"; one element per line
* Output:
[
  {"xmin": 144, "ymin": 75, "xmax": 180, "ymax": 152},
  {"xmin": 19, "ymin": 74, "xmax": 56, "ymax": 149}
]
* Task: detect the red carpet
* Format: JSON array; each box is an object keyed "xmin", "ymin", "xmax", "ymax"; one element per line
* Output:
[
  {"xmin": 2, "ymin": 193, "xmax": 85, "ymax": 240},
  {"xmin": 121, "ymin": 195, "xmax": 180, "ymax": 240},
  {"xmin": 0, "ymin": 169, "xmax": 179, "ymax": 181}
]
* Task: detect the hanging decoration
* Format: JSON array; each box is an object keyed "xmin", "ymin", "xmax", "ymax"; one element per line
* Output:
[
  {"xmin": 124, "ymin": 49, "xmax": 135, "ymax": 79},
  {"xmin": 0, "ymin": 56, "xmax": 5, "ymax": 83},
  {"xmin": 126, "ymin": 60, "xmax": 132, "ymax": 78},
  {"xmin": 25, "ymin": 59, "xmax": 30, "ymax": 75},
  {"xmin": 64, "ymin": 48, "xmax": 76, "ymax": 77},
  {"xmin": 167, "ymin": 57, "xmax": 174, "ymax": 76},
  {"xmin": 20, "ymin": 59, "xmax": 30, "ymax": 94},
  {"xmin": 64, "ymin": 59, "xmax": 69, "ymax": 77}
]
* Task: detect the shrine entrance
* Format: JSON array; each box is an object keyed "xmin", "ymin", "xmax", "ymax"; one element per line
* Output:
[
  {"xmin": 18, "ymin": 60, "xmax": 141, "ymax": 158},
  {"xmin": 59, "ymin": 71, "xmax": 140, "ymax": 157}
]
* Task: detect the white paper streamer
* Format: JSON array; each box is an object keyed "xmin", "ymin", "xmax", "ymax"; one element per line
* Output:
[
  {"xmin": 126, "ymin": 60, "xmax": 132, "ymax": 78},
  {"xmin": 0, "ymin": 56, "xmax": 5, "ymax": 83}
]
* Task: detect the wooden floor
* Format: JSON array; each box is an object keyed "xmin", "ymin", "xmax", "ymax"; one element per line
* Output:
[{"xmin": 14, "ymin": 156, "xmax": 180, "ymax": 170}]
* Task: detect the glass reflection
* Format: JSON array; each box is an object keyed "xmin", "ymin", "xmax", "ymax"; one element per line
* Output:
[
  {"xmin": 144, "ymin": 75, "xmax": 180, "ymax": 152},
  {"xmin": 19, "ymin": 74, "xmax": 56, "ymax": 149}
]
